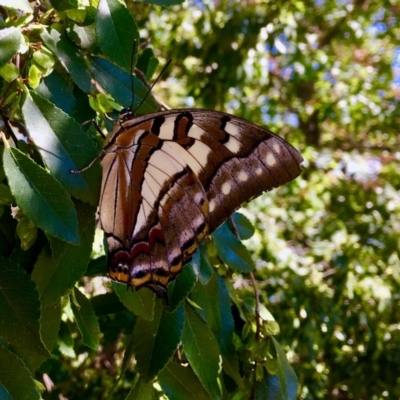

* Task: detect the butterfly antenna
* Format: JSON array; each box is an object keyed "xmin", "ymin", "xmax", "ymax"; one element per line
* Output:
[{"xmin": 134, "ymin": 59, "xmax": 172, "ymax": 113}]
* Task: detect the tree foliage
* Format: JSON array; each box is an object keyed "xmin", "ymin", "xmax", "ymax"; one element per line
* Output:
[{"xmin": 0, "ymin": 0, "xmax": 399, "ymax": 399}]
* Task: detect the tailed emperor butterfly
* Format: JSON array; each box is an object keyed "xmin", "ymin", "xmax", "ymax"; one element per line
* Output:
[{"xmin": 75, "ymin": 67, "xmax": 303, "ymax": 299}]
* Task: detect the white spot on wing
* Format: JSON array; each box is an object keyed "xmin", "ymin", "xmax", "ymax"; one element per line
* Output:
[
  {"xmin": 238, "ymin": 170, "xmax": 248, "ymax": 181},
  {"xmin": 221, "ymin": 181, "xmax": 231, "ymax": 195},
  {"xmin": 273, "ymin": 141, "xmax": 282, "ymax": 154},
  {"xmin": 266, "ymin": 153, "xmax": 276, "ymax": 166},
  {"xmin": 224, "ymin": 122, "xmax": 240, "ymax": 137},
  {"xmin": 209, "ymin": 199, "xmax": 216, "ymax": 212},
  {"xmin": 256, "ymin": 167, "xmax": 263, "ymax": 175}
]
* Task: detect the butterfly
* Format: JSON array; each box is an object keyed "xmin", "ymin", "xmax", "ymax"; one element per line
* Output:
[{"xmin": 98, "ymin": 107, "xmax": 303, "ymax": 298}]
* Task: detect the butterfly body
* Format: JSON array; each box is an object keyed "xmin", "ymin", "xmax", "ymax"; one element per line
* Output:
[{"xmin": 99, "ymin": 109, "xmax": 303, "ymax": 297}]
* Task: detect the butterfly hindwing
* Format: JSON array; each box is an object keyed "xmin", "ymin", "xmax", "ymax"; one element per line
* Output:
[{"xmin": 100, "ymin": 109, "xmax": 303, "ymax": 297}]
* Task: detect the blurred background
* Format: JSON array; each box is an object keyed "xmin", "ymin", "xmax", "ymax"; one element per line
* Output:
[{"xmin": 133, "ymin": 0, "xmax": 400, "ymax": 398}]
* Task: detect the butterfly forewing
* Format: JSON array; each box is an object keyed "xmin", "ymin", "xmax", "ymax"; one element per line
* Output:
[{"xmin": 100, "ymin": 109, "xmax": 303, "ymax": 297}]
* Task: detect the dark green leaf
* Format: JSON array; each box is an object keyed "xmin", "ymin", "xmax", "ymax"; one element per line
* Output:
[
  {"xmin": 0, "ymin": 345, "xmax": 40, "ymax": 400},
  {"xmin": 37, "ymin": 70, "xmax": 96, "ymax": 123},
  {"xmin": 197, "ymin": 243, "xmax": 214, "ymax": 284},
  {"xmin": 212, "ymin": 222, "xmax": 254, "ymax": 272},
  {"xmin": 126, "ymin": 378, "xmax": 157, "ymax": 400},
  {"xmin": 158, "ymin": 360, "xmax": 210, "ymax": 400},
  {"xmin": 22, "ymin": 91, "xmax": 101, "ymax": 205},
  {"xmin": 0, "ymin": 261, "xmax": 50, "ymax": 371},
  {"xmin": 71, "ymin": 288, "xmax": 100, "ymax": 349},
  {"xmin": 31, "ymin": 201, "xmax": 95, "ymax": 304},
  {"xmin": 182, "ymin": 304, "xmax": 221, "ymax": 399},
  {"xmin": 41, "ymin": 28, "xmax": 92, "ymax": 92},
  {"xmin": 232, "ymin": 212, "xmax": 255, "ymax": 240},
  {"xmin": 132, "ymin": 301, "xmax": 184, "ymax": 381},
  {"xmin": 271, "ymin": 337, "xmax": 298, "ymax": 400},
  {"xmin": 91, "ymin": 292, "xmax": 126, "ymax": 317},
  {"xmin": 113, "ymin": 282, "xmax": 155, "ymax": 320},
  {"xmin": 88, "ymin": 56, "xmax": 158, "ymax": 113},
  {"xmin": 137, "ymin": 48, "xmax": 159, "ymax": 80},
  {"xmin": 40, "ymin": 301, "xmax": 62, "ymax": 353},
  {"xmin": 96, "ymin": 0, "xmax": 139, "ymax": 71},
  {"xmin": 3, "ymin": 147, "xmax": 79, "ymax": 244},
  {"xmin": 167, "ymin": 262, "xmax": 197, "ymax": 312},
  {"xmin": 0, "ymin": 27, "xmax": 23, "ymax": 68},
  {"xmin": 50, "ymin": 0, "xmax": 78, "ymax": 11}
]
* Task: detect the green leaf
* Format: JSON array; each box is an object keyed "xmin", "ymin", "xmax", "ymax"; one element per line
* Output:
[
  {"xmin": 182, "ymin": 304, "xmax": 221, "ymax": 399},
  {"xmin": 0, "ymin": 27, "xmax": 23, "ymax": 69},
  {"xmin": 31, "ymin": 201, "xmax": 95, "ymax": 305},
  {"xmin": 132, "ymin": 301, "xmax": 184, "ymax": 381},
  {"xmin": 50, "ymin": 0, "xmax": 78, "ymax": 11},
  {"xmin": 71, "ymin": 288, "xmax": 100, "ymax": 350},
  {"xmin": 271, "ymin": 337, "xmax": 298, "ymax": 400},
  {"xmin": 126, "ymin": 378, "xmax": 157, "ymax": 400},
  {"xmin": 41, "ymin": 28, "xmax": 92, "ymax": 92},
  {"xmin": 137, "ymin": 47, "xmax": 159, "ymax": 80},
  {"xmin": 0, "ymin": 0, "xmax": 33, "ymax": 13},
  {"xmin": 67, "ymin": 22, "xmax": 97, "ymax": 50},
  {"xmin": 167, "ymin": 262, "xmax": 197, "ymax": 312},
  {"xmin": 0, "ymin": 345, "xmax": 40, "ymax": 400},
  {"xmin": 22, "ymin": 91, "xmax": 101, "ymax": 205},
  {"xmin": 232, "ymin": 212, "xmax": 255, "ymax": 240},
  {"xmin": 96, "ymin": 0, "xmax": 139, "ymax": 71},
  {"xmin": 0, "ymin": 62, "xmax": 19, "ymax": 82},
  {"xmin": 40, "ymin": 300, "xmax": 62, "ymax": 353},
  {"xmin": 158, "ymin": 360, "xmax": 211, "ymax": 400},
  {"xmin": 134, "ymin": 0, "xmax": 184, "ymax": 5},
  {"xmin": 91, "ymin": 291, "xmax": 126, "ymax": 316},
  {"xmin": 3, "ymin": 147, "xmax": 79, "ymax": 244},
  {"xmin": 212, "ymin": 222, "xmax": 254, "ymax": 272},
  {"xmin": 0, "ymin": 261, "xmax": 51, "ymax": 371},
  {"xmin": 197, "ymin": 243, "xmax": 214, "ymax": 284},
  {"xmin": 113, "ymin": 282, "xmax": 155, "ymax": 320},
  {"xmin": 28, "ymin": 64, "xmax": 41, "ymax": 88},
  {"xmin": 88, "ymin": 56, "xmax": 158, "ymax": 114}
]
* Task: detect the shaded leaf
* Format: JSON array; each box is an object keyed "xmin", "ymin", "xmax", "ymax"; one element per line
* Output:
[
  {"xmin": 3, "ymin": 147, "xmax": 79, "ymax": 244},
  {"xmin": 167, "ymin": 261, "xmax": 197, "ymax": 312},
  {"xmin": 132, "ymin": 301, "xmax": 184, "ymax": 381},
  {"xmin": 232, "ymin": 212, "xmax": 255, "ymax": 240},
  {"xmin": 71, "ymin": 288, "xmax": 100, "ymax": 350},
  {"xmin": 0, "ymin": 345, "xmax": 40, "ymax": 400},
  {"xmin": 0, "ymin": 261, "xmax": 50, "ymax": 371},
  {"xmin": 113, "ymin": 282, "xmax": 155, "ymax": 320},
  {"xmin": 41, "ymin": 28, "xmax": 92, "ymax": 92},
  {"xmin": 271, "ymin": 337, "xmax": 298, "ymax": 400},
  {"xmin": 182, "ymin": 304, "xmax": 221, "ymax": 399},
  {"xmin": 126, "ymin": 378, "xmax": 157, "ymax": 400},
  {"xmin": 88, "ymin": 56, "xmax": 158, "ymax": 114},
  {"xmin": 31, "ymin": 201, "xmax": 95, "ymax": 305},
  {"xmin": 22, "ymin": 91, "xmax": 100, "ymax": 205},
  {"xmin": 212, "ymin": 222, "xmax": 254, "ymax": 272},
  {"xmin": 158, "ymin": 360, "xmax": 210, "ymax": 400}
]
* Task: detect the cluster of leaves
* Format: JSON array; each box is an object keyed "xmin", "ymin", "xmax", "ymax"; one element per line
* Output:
[
  {"xmin": 0, "ymin": 0, "xmax": 300, "ymax": 399},
  {"xmin": 138, "ymin": 0, "xmax": 400, "ymax": 398}
]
